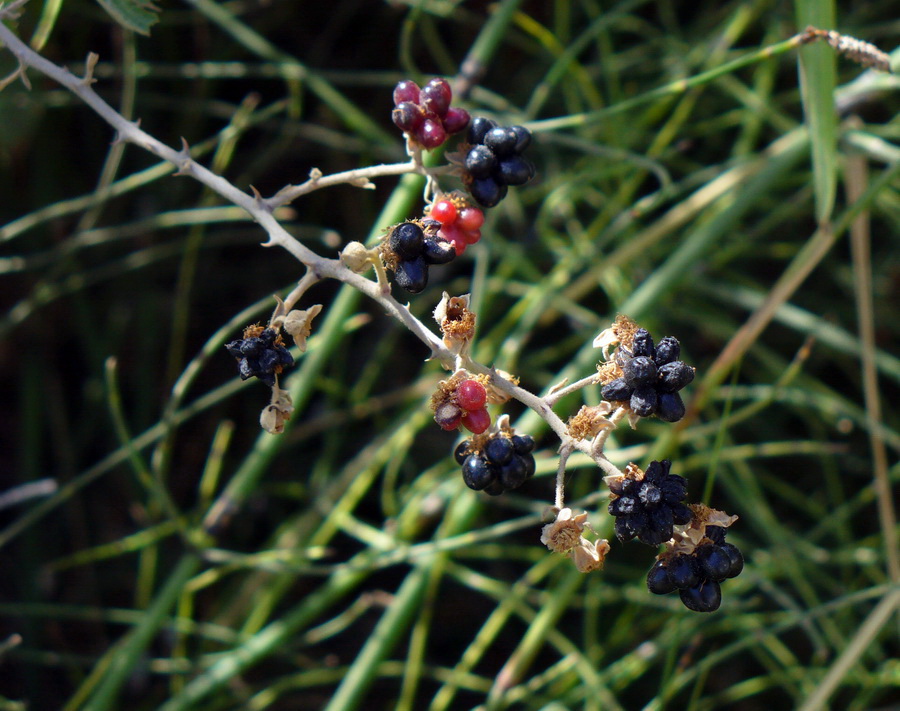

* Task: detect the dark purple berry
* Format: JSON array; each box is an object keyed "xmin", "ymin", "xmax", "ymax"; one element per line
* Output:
[
  {"xmin": 422, "ymin": 237, "xmax": 456, "ymax": 265},
  {"xmin": 416, "ymin": 118, "xmax": 448, "ymax": 149},
  {"xmin": 434, "ymin": 401, "xmax": 463, "ymax": 430},
  {"xmin": 679, "ymin": 580, "xmax": 722, "ymax": 612},
  {"xmin": 654, "ymin": 336, "xmax": 681, "ymax": 365},
  {"xmin": 484, "ymin": 436, "xmax": 514, "ymax": 466},
  {"xmin": 623, "ymin": 356, "xmax": 657, "ymax": 386},
  {"xmin": 495, "ymin": 156, "xmax": 534, "ymax": 186},
  {"xmin": 453, "ymin": 440, "xmax": 471, "ymax": 465},
  {"xmin": 631, "ymin": 329, "xmax": 655, "ymax": 358},
  {"xmin": 392, "ymin": 102, "xmax": 423, "ymax": 133},
  {"xmin": 667, "ymin": 554, "xmax": 701, "ymax": 589},
  {"xmin": 394, "ymin": 256, "xmax": 429, "ymax": 294},
  {"xmin": 658, "ymin": 361, "xmax": 694, "ymax": 392},
  {"xmin": 656, "ymin": 392, "xmax": 686, "ymax": 422},
  {"xmin": 719, "ymin": 543, "xmax": 744, "ymax": 578},
  {"xmin": 696, "ymin": 544, "xmax": 733, "ymax": 581},
  {"xmin": 240, "ymin": 338, "xmax": 264, "ymax": 356},
  {"xmin": 521, "ymin": 453, "xmax": 536, "ymax": 478},
  {"xmin": 630, "ymin": 386, "xmax": 658, "ymax": 416},
  {"xmin": 393, "ymin": 80, "xmax": 420, "ymax": 105},
  {"xmin": 601, "ymin": 378, "xmax": 632, "ymax": 402},
  {"xmin": 484, "ymin": 126, "xmax": 518, "ymax": 157},
  {"xmin": 462, "ymin": 455, "xmax": 497, "ymax": 490},
  {"xmin": 467, "ymin": 117, "xmax": 496, "ymax": 145},
  {"xmin": 389, "ymin": 222, "xmax": 425, "ymax": 259},
  {"xmin": 498, "ymin": 455, "xmax": 528, "ymax": 490},
  {"xmin": 509, "ymin": 125, "xmax": 531, "ymax": 153},
  {"xmin": 469, "ymin": 177, "xmax": 507, "ymax": 208},
  {"xmin": 511, "ymin": 434, "xmax": 535, "ymax": 454},
  {"xmin": 420, "ymin": 78, "xmax": 452, "ymax": 118},
  {"xmin": 647, "ymin": 560, "xmax": 677, "ymax": 595},
  {"xmin": 442, "ymin": 107, "xmax": 470, "ymax": 134},
  {"xmin": 465, "ymin": 145, "xmax": 496, "ymax": 179}
]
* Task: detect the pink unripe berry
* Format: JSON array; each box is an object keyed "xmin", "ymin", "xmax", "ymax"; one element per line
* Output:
[
  {"xmin": 456, "ymin": 379, "xmax": 487, "ymax": 411},
  {"xmin": 431, "ymin": 200, "xmax": 457, "ymax": 225},
  {"xmin": 462, "ymin": 229, "xmax": 481, "ymax": 245},
  {"xmin": 421, "ymin": 78, "xmax": 452, "ymax": 118},
  {"xmin": 434, "ymin": 402, "xmax": 463, "ymax": 431},
  {"xmin": 393, "ymin": 80, "xmax": 420, "ymax": 105},
  {"xmin": 462, "ymin": 407, "xmax": 491, "ymax": 434},
  {"xmin": 392, "ymin": 102, "xmax": 423, "ymax": 133},
  {"xmin": 456, "ymin": 207, "xmax": 484, "ymax": 232},
  {"xmin": 442, "ymin": 107, "xmax": 470, "ymax": 134},
  {"xmin": 415, "ymin": 119, "xmax": 447, "ymax": 149}
]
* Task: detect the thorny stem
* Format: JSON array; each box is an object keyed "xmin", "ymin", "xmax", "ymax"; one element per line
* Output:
[{"xmin": 0, "ymin": 13, "xmax": 625, "ymax": 503}]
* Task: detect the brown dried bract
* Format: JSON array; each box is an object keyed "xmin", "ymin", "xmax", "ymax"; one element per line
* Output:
[
  {"xmin": 567, "ymin": 403, "xmax": 614, "ymax": 440},
  {"xmin": 434, "ymin": 292, "xmax": 476, "ymax": 351}
]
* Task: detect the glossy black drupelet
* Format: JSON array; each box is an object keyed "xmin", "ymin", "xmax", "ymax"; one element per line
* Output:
[
  {"xmin": 387, "ymin": 222, "xmax": 457, "ymax": 293},
  {"xmin": 600, "ymin": 329, "xmax": 694, "ymax": 422},
  {"xmin": 456, "ymin": 433, "xmax": 536, "ymax": 494},
  {"xmin": 225, "ymin": 328, "xmax": 293, "ymax": 386},
  {"xmin": 464, "ymin": 118, "xmax": 535, "ymax": 208},
  {"xmin": 608, "ymin": 460, "xmax": 691, "ymax": 546}
]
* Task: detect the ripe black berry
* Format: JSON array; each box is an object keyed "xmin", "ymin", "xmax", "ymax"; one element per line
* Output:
[
  {"xmin": 658, "ymin": 361, "xmax": 694, "ymax": 392},
  {"xmin": 469, "ymin": 177, "xmax": 507, "ymax": 208},
  {"xmin": 705, "ymin": 525, "xmax": 727, "ymax": 545},
  {"xmin": 511, "ymin": 434, "xmax": 535, "ymax": 454},
  {"xmin": 623, "ymin": 356, "xmax": 657, "ymax": 386},
  {"xmin": 462, "ymin": 455, "xmax": 497, "ymax": 490},
  {"xmin": 422, "ymin": 237, "xmax": 456, "ymax": 265},
  {"xmin": 647, "ymin": 560, "xmax": 677, "ymax": 595},
  {"xmin": 498, "ymin": 455, "xmax": 528, "ymax": 490},
  {"xmin": 719, "ymin": 543, "xmax": 744, "ymax": 578},
  {"xmin": 667, "ymin": 554, "xmax": 701, "ymax": 589},
  {"xmin": 601, "ymin": 378, "xmax": 632, "ymax": 402},
  {"xmin": 465, "ymin": 145, "xmax": 497, "ymax": 179},
  {"xmin": 695, "ymin": 544, "xmax": 733, "ymax": 582},
  {"xmin": 679, "ymin": 580, "xmax": 722, "ymax": 612},
  {"xmin": 484, "ymin": 126, "xmax": 518, "ymax": 156},
  {"xmin": 510, "ymin": 125, "xmax": 531, "ymax": 153},
  {"xmin": 630, "ymin": 386, "xmax": 658, "ymax": 417},
  {"xmin": 484, "ymin": 436, "xmax": 514, "ymax": 466},
  {"xmin": 495, "ymin": 156, "xmax": 534, "ymax": 186},
  {"xmin": 394, "ymin": 256, "xmax": 429, "ymax": 294},
  {"xmin": 453, "ymin": 440, "xmax": 470, "ymax": 465},
  {"xmin": 656, "ymin": 392, "xmax": 686, "ymax": 423},
  {"xmin": 389, "ymin": 222, "xmax": 425, "ymax": 259},
  {"xmin": 467, "ymin": 117, "xmax": 497, "ymax": 145}
]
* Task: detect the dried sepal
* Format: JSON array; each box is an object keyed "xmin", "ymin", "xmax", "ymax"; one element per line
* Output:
[
  {"xmin": 667, "ymin": 504, "xmax": 739, "ymax": 555},
  {"xmin": 283, "ymin": 304, "xmax": 323, "ymax": 352},
  {"xmin": 567, "ymin": 403, "xmax": 614, "ymax": 440},
  {"xmin": 593, "ymin": 314, "xmax": 639, "ymax": 360},
  {"xmin": 260, "ymin": 386, "xmax": 294, "ymax": 435},
  {"xmin": 484, "ymin": 369, "xmax": 518, "ymax": 405},
  {"xmin": 434, "ymin": 292, "xmax": 476, "ymax": 353},
  {"xmin": 572, "ymin": 538, "xmax": 611, "ymax": 573},
  {"xmin": 541, "ymin": 507, "xmax": 588, "ymax": 553}
]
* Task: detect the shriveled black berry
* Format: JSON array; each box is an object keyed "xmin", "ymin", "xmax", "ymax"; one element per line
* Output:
[
  {"xmin": 239, "ymin": 358, "xmax": 257, "ymax": 380},
  {"xmin": 498, "ymin": 455, "xmax": 528, "ymax": 490},
  {"xmin": 484, "ymin": 436, "xmax": 514, "ymax": 466},
  {"xmin": 240, "ymin": 337, "xmax": 264, "ymax": 356},
  {"xmin": 484, "ymin": 126, "xmax": 518, "ymax": 157},
  {"xmin": 511, "ymin": 434, "xmax": 535, "ymax": 454},
  {"xmin": 719, "ymin": 542, "xmax": 744, "ymax": 578},
  {"xmin": 495, "ymin": 156, "xmax": 534, "ymax": 186},
  {"xmin": 647, "ymin": 560, "xmax": 677, "ymax": 595},
  {"xmin": 609, "ymin": 496, "xmax": 637, "ymax": 517},
  {"xmin": 638, "ymin": 480, "xmax": 663, "ymax": 507},
  {"xmin": 510, "ymin": 125, "xmax": 531, "ymax": 153},
  {"xmin": 462, "ymin": 455, "xmax": 497, "ymax": 490},
  {"xmin": 601, "ymin": 378, "xmax": 632, "ymax": 402},
  {"xmin": 257, "ymin": 371, "xmax": 276, "ymax": 387},
  {"xmin": 679, "ymin": 580, "xmax": 722, "ymax": 612},
  {"xmin": 257, "ymin": 349, "xmax": 281, "ymax": 373},
  {"xmin": 465, "ymin": 145, "xmax": 497, "ymax": 179},
  {"xmin": 667, "ymin": 554, "xmax": 701, "ymax": 589},
  {"xmin": 225, "ymin": 341, "xmax": 244, "ymax": 358},
  {"xmin": 623, "ymin": 356, "xmax": 657, "ymax": 386},
  {"xmin": 656, "ymin": 392, "xmax": 686, "ymax": 422},
  {"xmin": 469, "ymin": 177, "xmax": 507, "ymax": 208},
  {"xmin": 389, "ymin": 222, "xmax": 425, "ymax": 260},
  {"xmin": 259, "ymin": 328, "xmax": 277, "ymax": 346},
  {"xmin": 467, "ymin": 117, "xmax": 497, "ymax": 145},
  {"xmin": 696, "ymin": 544, "xmax": 733, "ymax": 581},
  {"xmin": 521, "ymin": 453, "xmax": 536, "ymax": 479},
  {"xmin": 630, "ymin": 386, "xmax": 658, "ymax": 416},
  {"xmin": 642, "ymin": 507, "xmax": 675, "ymax": 546},
  {"xmin": 422, "ymin": 237, "xmax": 456, "ymax": 265},
  {"xmin": 658, "ymin": 361, "xmax": 694, "ymax": 392},
  {"xmin": 394, "ymin": 256, "xmax": 429, "ymax": 294},
  {"xmin": 453, "ymin": 440, "xmax": 471, "ymax": 465},
  {"xmin": 631, "ymin": 328, "xmax": 655, "ymax": 359},
  {"xmin": 671, "ymin": 502, "xmax": 693, "ymax": 525},
  {"xmin": 654, "ymin": 336, "xmax": 680, "ymax": 365}
]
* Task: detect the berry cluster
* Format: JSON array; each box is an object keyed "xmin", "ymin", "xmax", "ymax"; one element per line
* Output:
[
  {"xmin": 601, "ymin": 328, "xmax": 694, "ymax": 422},
  {"xmin": 225, "ymin": 326, "xmax": 293, "ymax": 387},
  {"xmin": 646, "ymin": 526, "xmax": 744, "ymax": 612},
  {"xmin": 392, "ymin": 78, "xmax": 470, "ymax": 150},
  {"xmin": 433, "ymin": 378, "xmax": 491, "ymax": 434},
  {"xmin": 464, "ymin": 118, "xmax": 535, "ymax": 208},
  {"xmin": 386, "ymin": 221, "xmax": 456, "ymax": 294},
  {"xmin": 455, "ymin": 432, "xmax": 536, "ymax": 495},
  {"xmin": 426, "ymin": 194, "xmax": 485, "ymax": 256},
  {"xmin": 607, "ymin": 460, "xmax": 692, "ymax": 546}
]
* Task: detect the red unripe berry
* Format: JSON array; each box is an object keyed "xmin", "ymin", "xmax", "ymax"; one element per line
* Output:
[
  {"xmin": 442, "ymin": 107, "xmax": 470, "ymax": 134},
  {"xmin": 393, "ymin": 80, "xmax": 420, "ymax": 105},
  {"xmin": 434, "ymin": 401, "xmax": 463, "ymax": 431},
  {"xmin": 421, "ymin": 78, "xmax": 452, "ymax": 118},
  {"xmin": 456, "ymin": 379, "xmax": 487, "ymax": 411},
  {"xmin": 431, "ymin": 200, "xmax": 458, "ymax": 225},
  {"xmin": 462, "ymin": 229, "xmax": 481, "ymax": 245},
  {"xmin": 462, "ymin": 407, "xmax": 491, "ymax": 434},
  {"xmin": 456, "ymin": 207, "xmax": 484, "ymax": 232},
  {"xmin": 415, "ymin": 119, "xmax": 447, "ymax": 149}
]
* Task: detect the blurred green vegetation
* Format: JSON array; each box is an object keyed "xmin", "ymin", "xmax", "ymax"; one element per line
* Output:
[{"xmin": 1, "ymin": 0, "xmax": 898, "ymax": 709}]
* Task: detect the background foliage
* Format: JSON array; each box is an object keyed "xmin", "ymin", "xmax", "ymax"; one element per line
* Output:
[{"xmin": 1, "ymin": 0, "xmax": 898, "ymax": 709}]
